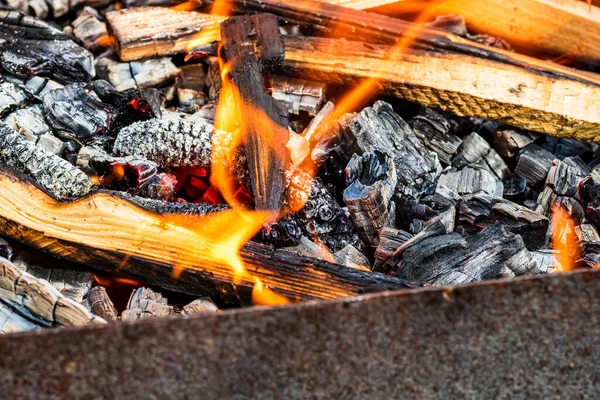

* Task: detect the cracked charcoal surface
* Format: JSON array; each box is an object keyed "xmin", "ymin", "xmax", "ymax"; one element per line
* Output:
[
  {"xmin": 114, "ymin": 118, "xmax": 230, "ymax": 168},
  {"xmin": 0, "ymin": 122, "xmax": 91, "ymax": 199}
]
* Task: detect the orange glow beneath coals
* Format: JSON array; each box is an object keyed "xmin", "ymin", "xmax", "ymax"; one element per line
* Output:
[{"xmin": 551, "ymin": 204, "xmax": 578, "ymax": 272}]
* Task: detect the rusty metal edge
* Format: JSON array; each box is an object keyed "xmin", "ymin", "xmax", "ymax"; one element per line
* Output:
[{"xmin": 2, "ymin": 269, "xmax": 600, "ymax": 399}]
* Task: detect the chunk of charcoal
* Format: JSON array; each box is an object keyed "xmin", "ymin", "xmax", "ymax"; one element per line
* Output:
[
  {"xmin": 140, "ymin": 173, "xmax": 177, "ymax": 201},
  {"xmin": 373, "ymin": 227, "xmax": 412, "ymax": 272},
  {"xmin": 437, "ymin": 165, "xmax": 503, "ymax": 197},
  {"xmin": 270, "ymin": 76, "xmax": 326, "ymax": 116},
  {"xmin": 502, "ymin": 175, "xmax": 527, "ymax": 201},
  {"xmin": 536, "ymin": 188, "xmax": 584, "ymax": 226},
  {"xmin": 254, "ymin": 215, "xmax": 302, "ymax": 248},
  {"xmin": 121, "ymin": 287, "xmax": 172, "ymax": 320},
  {"xmin": 96, "ymin": 57, "xmax": 181, "ymax": 92},
  {"xmin": 492, "ymin": 126, "xmax": 537, "ymax": 158},
  {"xmin": 177, "ymin": 88, "xmax": 208, "ymax": 113},
  {"xmin": 0, "ymin": 238, "xmax": 12, "ymax": 261},
  {"xmin": 453, "ymin": 132, "xmax": 510, "ymax": 180},
  {"xmin": 0, "ymin": 9, "xmax": 94, "ymax": 83},
  {"xmin": 335, "ymin": 101, "xmax": 441, "ymax": 199},
  {"xmin": 530, "ymin": 250, "xmax": 560, "ymax": 273},
  {"xmin": 545, "ymin": 159, "xmax": 585, "ymax": 197},
  {"xmin": 0, "ymin": 123, "xmax": 91, "ymax": 199},
  {"xmin": 344, "ymin": 151, "xmax": 396, "ymax": 252},
  {"xmin": 396, "ymin": 198, "xmax": 437, "ymax": 227},
  {"xmin": 72, "ymin": 7, "xmax": 109, "ymax": 52},
  {"xmin": 179, "ymin": 64, "xmax": 207, "ymax": 90},
  {"xmin": 3, "ymin": 105, "xmax": 51, "ymax": 141},
  {"xmin": 514, "ymin": 143, "xmax": 555, "ymax": 188},
  {"xmin": 84, "ymin": 286, "xmax": 117, "ymax": 322},
  {"xmin": 563, "ymin": 156, "xmax": 591, "ymax": 176},
  {"xmin": 4, "ymin": 74, "xmax": 63, "ymax": 100},
  {"xmin": 579, "ymin": 175, "xmax": 600, "ymax": 228},
  {"xmin": 547, "ymin": 137, "xmax": 594, "ymax": 160},
  {"xmin": 334, "ymin": 245, "xmax": 371, "ymax": 270},
  {"xmin": 181, "ymin": 298, "xmax": 218, "ymax": 314},
  {"xmin": 36, "ymin": 133, "xmax": 65, "ymax": 156},
  {"xmin": 388, "ymin": 223, "xmax": 540, "ymax": 285},
  {"xmin": 0, "ymin": 79, "xmax": 28, "ymax": 117},
  {"xmin": 409, "ymin": 107, "xmax": 461, "ymax": 165},
  {"xmin": 458, "ymin": 194, "xmax": 549, "ymax": 250},
  {"xmin": 114, "ymin": 118, "xmax": 230, "ymax": 168}
]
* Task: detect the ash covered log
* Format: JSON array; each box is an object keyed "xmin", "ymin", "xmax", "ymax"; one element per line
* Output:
[
  {"xmin": 0, "ymin": 169, "xmax": 410, "ymax": 303},
  {"xmin": 0, "ymin": 9, "xmax": 94, "ymax": 83},
  {"xmin": 458, "ymin": 194, "xmax": 549, "ymax": 250},
  {"xmin": 84, "ymin": 286, "xmax": 118, "ymax": 322},
  {"xmin": 387, "ymin": 222, "xmax": 541, "ymax": 285},
  {"xmin": 0, "ymin": 123, "xmax": 91, "ymax": 199},
  {"xmin": 344, "ymin": 151, "xmax": 396, "ymax": 253},
  {"xmin": 0, "ymin": 79, "xmax": 29, "ymax": 118}
]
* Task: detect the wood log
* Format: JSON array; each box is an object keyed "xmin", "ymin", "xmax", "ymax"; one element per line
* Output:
[
  {"xmin": 106, "ymin": 8, "xmax": 600, "ymax": 140},
  {"xmin": 0, "ymin": 168, "xmax": 412, "ymax": 305}
]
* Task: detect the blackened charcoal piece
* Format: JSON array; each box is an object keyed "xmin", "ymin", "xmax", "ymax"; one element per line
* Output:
[
  {"xmin": 389, "ymin": 224, "xmax": 540, "ymax": 286},
  {"xmin": 344, "ymin": 151, "xmax": 396, "ymax": 252},
  {"xmin": 0, "ymin": 238, "xmax": 12, "ymax": 261},
  {"xmin": 437, "ymin": 165, "xmax": 503, "ymax": 197},
  {"xmin": 576, "ymin": 224, "xmax": 600, "ymax": 268},
  {"xmin": 492, "ymin": 126, "xmax": 537, "ymax": 158},
  {"xmin": 453, "ymin": 132, "xmax": 510, "ymax": 180},
  {"xmin": 0, "ymin": 123, "xmax": 91, "ymax": 199},
  {"xmin": 514, "ymin": 143, "xmax": 555, "ymax": 188},
  {"xmin": 536, "ymin": 161, "xmax": 585, "ymax": 224},
  {"xmin": 177, "ymin": 88, "xmax": 208, "ymax": 114},
  {"xmin": 545, "ymin": 159, "xmax": 585, "ymax": 197},
  {"xmin": 3, "ymin": 105, "xmax": 51, "ymax": 141},
  {"xmin": 563, "ymin": 156, "xmax": 591, "ymax": 176},
  {"xmin": 542, "ymin": 136, "xmax": 594, "ymax": 160},
  {"xmin": 338, "ymin": 101, "xmax": 442, "ymax": 199},
  {"xmin": 579, "ymin": 175, "xmax": 600, "ymax": 228},
  {"xmin": 140, "ymin": 173, "xmax": 177, "ymax": 201},
  {"xmin": 36, "ymin": 133, "xmax": 65, "ymax": 156},
  {"xmin": 115, "ymin": 192, "xmax": 229, "ymax": 216},
  {"xmin": 0, "ymin": 79, "xmax": 28, "ymax": 117},
  {"xmin": 0, "ymin": 9, "xmax": 94, "ymax": 83},
  {"xmin": 298, "ymin": 176, "xmax": 362, "ymax": 253},
  {"xmin": 43, "ymin": 83, "xmax": 111, "ymax": 143},
  {"xmin": 458, "ymin": 194, "xmax": 549, "ymax": 250},
  {"xmin": 503, "ymin": 175, "xmax": 527, "ymax": 202},
  {"xmin": 4, "ymin": 74, "xmax": 63, "ymax": 100},
  {"xmin": 409, "ymin": 108, "xmax": 461, "ymax": 165},
  {"xmin": 270, "ymin": 76, "xmax": 326, "ymax": 116},
  {"xmin": 181, "ymin": 297, "xmax": 219, "ymax": 315},
  {"xmin": 254, "ymin": 216, "xmax": 302, "ymax": 248},
  {"xmin": 334, "ymin": 245, "xmax": 371, "ymax": 270},
  {"xmin": 114, "ymin": 118, "xmax": 230, "ymax": 168},
  {"xmin": 96, "ymin": 57, "xmax": 181, "ymax": 92},
  {"xmin": 72, "ymin": 7, "xmax": 110, "ymax": 52},
  {"xmin": 373, "ymin": 227, "xmax": 412, "ymax": 272}
]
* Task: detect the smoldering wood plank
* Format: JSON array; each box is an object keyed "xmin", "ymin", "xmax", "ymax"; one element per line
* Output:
[{"xmin": 0, "ymin": 169, "xmax": 412, "ymax": 305}]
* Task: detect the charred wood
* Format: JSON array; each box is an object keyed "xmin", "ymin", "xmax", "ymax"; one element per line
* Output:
[
  {"xmin": 4, "ymin": 74, "xmax": 64, "ymax": 100},
  {"xmin": 513, "ymin": 143, "xmax": 555, "ymax": 188},
  {"xmin": 409, "ymin": 107, "xmax": 461, "ymax": 165},
  {"xmin": 436, "ymin": 165, "xmax": 503, "ymax": 197},
  {"xmin": 121, "ymin": 287, "xmax": 173, "ymax": 320},
  {"xmin": 492, "ymin": 126, "xmax": 538, "ymax": 158},
  {"xmin": 0, "ymin": 297, "xmax": 43, "ymax": 333},
  {"xmin": 373, "ymin": 227, "xmax": 412, "ymax": 272},
  {"xmin": 502, "ymin": 176, "xmax": 527, "ymax": 202},
  {"xmin": 254, "ymin": 215, "xmax": 302, "ymax": 248},
  {"xmin": 453, "ymin": 132, "xmax": 510, "ymax": 180},
  {"xmin": 84, "ymin": 286, "xmax": 117, "ymax": 322},
  {"xmin": 334, "ymin": 245, "xmax": 371, "ymax": 270},
  {"xmin": 3, "ymin": 105, "xmax": 52, "ymax": 141},
  {"xmin": 72, "ymin": 7, "xmax": 110, "ymax": 53},
  {"xmin": 0, "ymin": 79, "xmax": 29, "ymax": 118},
  {"xmin": 269, "ymin": 76, "xmax": 326, "ymax": 116},
  {"xmin": 177, "ymin": 88, "xmax": 208, "ymax": 114},
  {"xmin": 181, "ymin": 297, "xmax": 218, "ymax": 314},
  {"xmin": 96, "ymin": 57, "xmax": 181, "ymax": 92},
  {"xmin": 563, "ymin": 156, "xmax": 591, "ymax": 176},
  {"xmin": 139, "ymin": 173, "xmax": 177, "ymax": 201}
]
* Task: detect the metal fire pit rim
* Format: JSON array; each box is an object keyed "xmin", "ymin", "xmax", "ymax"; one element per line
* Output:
[{"xmin": 2, "ymin": 267, "xmax": 595, "ymax": 340}]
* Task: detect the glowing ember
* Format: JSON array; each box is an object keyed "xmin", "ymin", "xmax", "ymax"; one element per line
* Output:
[{"xmin": 551, "ymin": 204, "xmax": 578, "ymax": 272}]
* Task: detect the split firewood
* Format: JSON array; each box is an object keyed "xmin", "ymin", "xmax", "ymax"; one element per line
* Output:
[
  {"xmin": 0, "ymin": 168, "xmax": 412, "ymax": 303},
  {"xmin": 96, "ymin": 57, "xmax": 181, "ymax": 92},
  {"xmin": 344, "ymin": 151, "xmax": 396, "ymax": 253},
  {"xmin": 181, "ymin": 297, "xmax": 219, "ymax": 314},
  {"xmin": 121, "ymin": 287, "xmax": 173, "ymax": 320},
  {"xmin": 84, "ymin": 286, "xmax": 118, "ymax": 322},
  {"xmin": 409, "ymin": 108, "xmax": 461, "ymax": 165},
  {"xmin": 0, "ymin": 9, "xmax": 94, "ymax": 83},
  {"xmin": 0, "ymin": 257, "xmax": 104, "ymax": 332}
]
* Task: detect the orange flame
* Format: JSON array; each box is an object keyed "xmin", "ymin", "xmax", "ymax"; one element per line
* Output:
[{"xmin": 551, "ymin": 204, "xmax": 577, "ymax": 272}]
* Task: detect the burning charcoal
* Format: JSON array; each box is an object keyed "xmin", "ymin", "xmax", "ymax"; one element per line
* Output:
[
  {"xmin": 3, "ymin": 105, "xmax": 51, "ymax": 141},
  {"xmin": 373, "ymin": 227, "xmax": 412, "ymax": 271},
  {"xmin": 563, "ymin": 156, "xmax": 591, "ymax": 176},
  {"xmin": 255, "ymin": 216, "xmax": 302, "ymax": 248},
  {"xmin": 344, "ymin": 151, "xmax": 396, "ymax": 252},
  {"xmin": 503, "ymin": 175, "xmax": 527, "ymax": 202},
  {"xmin": 121, "ymin": 287, "xmax": 173, "ymax": 320},
  {"xmin": 181, "ymin": 297, "xmax": 218, "ymax": 314},
  {"xmin": 91, "ymin": 80, "xmax": 161, "ymax": 127},
  {"xmin": 334, "ymin": 245, "xmax": 371, "ymax": 270},
  {"xmin": 206, "ymin": 60, "xmax": 221, "ymax": 101},
  {"xmin": 269, "ymin": 76, "xmax": 326, "ymax": 116},
  {"xmin": 96, "ymin": 57, "xmax": 181, "ymax": 92},
  {"xmin": 0, "ymin": 238, "xmax": 12, "ymax": 261},
  {"xmin": 114, "ymin": 118, "xmax": 230, "ymax": 168},
  {"xmin": 0, "ymin": 9, "xmax": 95, "ymax": 83},
  {"xmin": 140, "ymin": 173, "xmax": 177, "ymax": 201},
  {"xmin": 0, "ymin": 79, "xmax": 29, "ymax": 117},
  {"xmin": 0, "ymin": 257, "xmax": 104, "ymax": 328},
  {"xmin": 84, "ymin": 286, "xmax": 117, "ymax": 322},
  {"xmin": 514, "ymin": 143, "xmax": 555, "ymax": 188},
  {"xmin": 545, "ymin": 159, "xmax": 584, "ymax": 197},
  {"xmin": 0, "ymin": 123, "xmax": 92, "ymax": 199},
  {"xmin": 177, "ymin": 88, "xmax": 208, "ymax": 113},
  {"xmin": 72, "ymin": 7, "xmax": 110, "ymax": 52},
  {"xmin": 387, "ymin": 223, "xmax": 540, "ymax": 286},
  {"xmin": 36, "ymin": 133, "xmax": 65, "ymax": 156},
  {"xmin": 436, "ymin": 165, "xmax": 503, "ymax": 197},
  {"xmin": 336, "ymin": 101, "xmax": 442, "ymax": 199},
  {"xmin": 409, "ymin": 107, "xmax": 461, "ymax": 165},
  {"xmin": 453, "ymin": 132, "xmax": 510, "ymax": 180},
  {"xmin": 458, "ymin": 194, "xmax": 549, "ymax": 250},
  {"xmin": 179, "ymin": 64, "xmax": 207, "ymax": 90},
  {"xmin": 537, "ymin": 188, "xmax": 585, "ymax": 226},
  {"xmin": 492, "ymin": 126, "xmax": 538, "ymax": 158}
]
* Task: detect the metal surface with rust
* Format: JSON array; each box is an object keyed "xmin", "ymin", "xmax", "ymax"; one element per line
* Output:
[{"xmin": 1, "ymin": 269, "xmax": 600, "ymax": 398}]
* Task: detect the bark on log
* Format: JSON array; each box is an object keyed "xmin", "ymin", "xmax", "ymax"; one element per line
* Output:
[{"xmin": 0, "ymin": 168, "xmax": 412, "ymax": 305}]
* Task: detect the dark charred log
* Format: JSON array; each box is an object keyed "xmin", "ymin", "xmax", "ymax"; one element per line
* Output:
[{"xmin": 514, "ymin": 143, "xmax": 556, "ymax": 188}]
